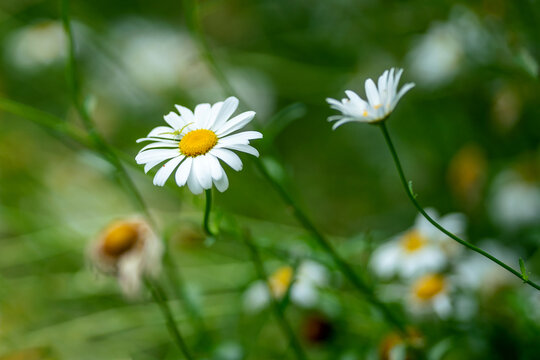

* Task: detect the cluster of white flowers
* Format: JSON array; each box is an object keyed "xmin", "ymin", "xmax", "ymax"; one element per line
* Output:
[{"xmin": 243, "ymin": 261, "xmax": 330, "ymax": 312}]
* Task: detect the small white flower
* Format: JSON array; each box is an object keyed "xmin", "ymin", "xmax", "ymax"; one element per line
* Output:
[
  {"xmin": 489, "ymin": 170, "xmax": 540, "ymax": 230},
  {"xmin": 370, "ymin": 209, "xmax": 466, "ymax": 279},
  {"xmin": 5, "ymin": 20, "xmax": 67, "ymax": 71},
  {"xmin": 326, "ymin": 68, "xmax": 414, "ymax": 128},
  {"xmin": 88, "ymin": 218, "xmax": 163, "ymax": 298},
  {"xmin": 135, "ymin": 96, "xmax": 262, "ymax": 194},
  {"xmin": 407, "ymin": 273, "xmax": 453, "ymax": 318},
  {"xmin": 243, "ymin": 261, "xmax": 329, "ymax": 312},
  {"xmin": 454, "ymin": 240, "xmax": 518, "ymax": 294}
]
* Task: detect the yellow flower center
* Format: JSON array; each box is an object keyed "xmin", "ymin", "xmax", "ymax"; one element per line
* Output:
[
  {"xmin": 179, "ymin": 129, "xmax": 218, "ymax": 157},
  {"xmin": 401, "ymin": 230, "xmax": 427, "ymax": 253},
  {"xmin": 269, "ymin": 266, "xmax": 294, "ymax": 298},
  {"xmin": 102, "ymin": 222, "xmax": 139, "ymax": 258},
  {"xmin": 413, "ymin": 274, "xmax": 445, "ymax": 300}
]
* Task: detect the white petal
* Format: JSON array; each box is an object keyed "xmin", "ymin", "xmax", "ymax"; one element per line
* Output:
[
  {"xmin": 175, "ymin": 156, "xmax": 193, "ymax": 187},
  {"xmin": 206, "ymin": 101, "xmax": 223, "ymax": 129},
  {"xmin": 213, "ymin": 166, "xmax": 229, "ymax": 192},
  {"xmin": 147, "ymin": 126, "xmax": 175, "ymax": 138},
  {"xmin": 218, "ymin": 143, "xmax": 259, "ymax": 157},
  {"xmin": 206, "ymin": 154, "xmax": 224, "ymax": 180},
  {"xmin": 153, "ymin": 156, "xmax": 183, "ymax": 186},
  {"xmin": 194, "ymin": 103, "xmax": 211, "ymax": 128},
  {"xmin": 210, "ymin": 148, "xmax": 243, "ymax": 171},
  {"xmin": 135, "ymin": 149, "xmax": 180, "ymax": 164},
  {"xmin": 216, "ymin": 111, "xmax": 256, "ymax": 137},
  {"xmin": 136, "ymin": 137, "xmax": 177, "ymax": 143},
  {"xmin": 163, "ymin": 112, "xmax": 182, "ymax": 129},
  {"xmin": 139, "ymin": 142, "xmax": 179, "ymax": 152},
  {"xmin": 192, "ymin": 156, "xmax": 212, "ymax": 189},
  {"xmin": 187, "ymin": 168, "xmax": 204, "ymax": 194},
  {"xmin": 365, "ymin": 78, "xmax": 381, "ymax": 107},
  {"xmin": 212, "ymin": 96, "xmax": 239, "ymax": 130},
  {"xmin": 393, "ymin": 83, "xmax": 415, "ymax": 106},
  {"xmin": 243, "ymin": 281, "xmax": 270, "ymax": 312},
  {"xmin": 219, "ymin": 131, "xmax": 263, "ymax": 145},
  {"xmin": 175, "ymin": 105, "xmax": 195, "ymax": 124}
]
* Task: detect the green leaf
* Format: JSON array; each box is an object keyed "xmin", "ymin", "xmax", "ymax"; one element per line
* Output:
[
  {"xmin": 519, "ymin": 258, "xmax": 529, "ymax": 281},
  {"xmin": 408, "ymin": 180, "xmax": 418, "ymax": 199}
]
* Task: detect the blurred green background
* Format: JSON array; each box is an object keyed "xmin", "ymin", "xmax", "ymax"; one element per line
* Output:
[{"xmin": 1, "ymin": 0, "xmax": 540, "ymax": 359}]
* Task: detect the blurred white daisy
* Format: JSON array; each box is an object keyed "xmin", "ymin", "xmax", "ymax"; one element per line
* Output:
[
  {"xmin": 5, "ymin": 20, "xmax": 67, "ymax": 71},
  {"xmin": 454, "ymin": 240, "xmax": 519, "ymax": 294},
  {"xmin": 88, "ymin": 218, "xmax": 163, "ymax": 298},
  {"xmin": 135, "ymin": 97, "xmax": 262, "ymax": 194},
  {"xmin": 370, "ymin": 209, "xmax": 466, "ymax": 278},
  {"xmin": 489, "ymin": 170, "xmax": 540, "ymax": 230},
  {"xmin": 243, "ymin": 261, "xmax": 329, "ymax": 312},
  {"xmin": 326, "ymin": 68, "xmax": 414, "ymax": 128},
  {"xmin": 407, "ymin": 273, "xmax": 453, "ymax": 318}
]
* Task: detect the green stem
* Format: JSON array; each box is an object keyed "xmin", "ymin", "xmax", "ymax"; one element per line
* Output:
[
  {"xmin": 60, "ymin": 0, "xmax": 152, "ymax": 222},
  {"xmin": 254, "ymin": 159, "xmax": 407, "ymax": 334},
  {"xmin": 378, "ymin": 122, "xmax": 540, "ymax": 291},
  {"xmin": 144, "ymin": 278, "xmax": 195, "ymax": 359},
  {"xmin": 242, "ymin": 231, "xmax": 308, "ymax": 360},
  {"xmin": 203, "ymin": 189, "xmax": 214, "ymax": 237}
]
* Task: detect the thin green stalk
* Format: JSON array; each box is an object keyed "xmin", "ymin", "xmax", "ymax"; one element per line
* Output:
[
  {"xmin": 144, "ymin": 278, "xmax": 195, "ymax": 359},
  {"xmin": 254, "ymin": 159, "xmax": 407, "ymax": 334},
  {"xmin": 378, "ymin": 122, "xmax": 540, "ymax": 291},
  {"xmin": 242, "ymin": 231, "xmax": 308, "ymax": 360},
  {"xmin": 60, "ymin": 0, "xmax": 152, "ymax": 222},
  {"xmin": 203, "ymin": 189, "xmax": 214, "ymax": 237}
]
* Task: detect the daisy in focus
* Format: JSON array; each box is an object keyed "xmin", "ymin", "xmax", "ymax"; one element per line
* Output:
[
  {"xmin": 88, "ymin": 218, "xmax": 163, "ymax": 297},
  {"xmin": 243, "ymin": 261, "xmax": 330, "ymax": 312},
  {"xmin": 326, "ymin": 68, "xmax": 415, "ymax": 128},
  {"xmin": 135, "ymin": 97, "xmax": 262, "ymax": 194},
  {"xmin": 370, "ymin": 209, "xmax": 466, "ymax": 278}
]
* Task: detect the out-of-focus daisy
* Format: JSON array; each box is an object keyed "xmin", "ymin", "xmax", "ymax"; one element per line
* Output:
[
  {"xmin": 408, "ymin": 6, "xmax": 492, "ymax": 87},
  {"xmin": 489, "ymin": 170, "xmax": 540, "ymax": 230},
  {"xmin": 243, "ymin": 261, "xmax": 329, "ymax": 312},
  {"xmin": 370, "ymin": 209, "xmax": 466, "ymax": 278},
  {"xmin": 5, "ymin": 20, "xmax": 66, "ymax": 71},
  {"xmin": 135, "ymin": 97, "xmax": 262, "ymax": 194},
  {"xmin": 326, "ymin": 68, "xmax": 414, "ymax": 128},
  {"xmin": 454, "ymin": 241, "xmax": 518, "ymax": 294},
  {"xmin": 407, "ymin": 273, "xmax": 452, "ymax": 318},
  {"xmin": 88, "ymin": 218, "xmax": 163, "ymax": 297},
  {"xmin": 447, "ymin": 144, "xmax": 487, "ymax": 208},
  {"xmin": 379, "ymin": 329, "xmax": 424, "ymax": 360}
]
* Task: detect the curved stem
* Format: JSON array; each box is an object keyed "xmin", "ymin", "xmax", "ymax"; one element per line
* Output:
[
  {"xmin": 203, "ymin": 189, "xmax": 214, "ymax": 237},
  {"xmin": 144, "ymin": 278, "xmax": 195, "ymax": 359},
  {"xmin": 378, "ymin": 122, "xmax": 540, "ymax": 291},
  {"xmin": 243, "ymin": 231, "xmax": 308, "ymax": 360},
  {"xmin": 254, "ymin": 159, "xmax": 408, "ymax": 334}
]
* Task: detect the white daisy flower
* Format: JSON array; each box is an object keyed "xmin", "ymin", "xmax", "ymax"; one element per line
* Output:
[
  {"xmin": 489, "ymin": 170, "xmax": 540, "ymax": 230},
  {"xmin": 326, "ymin": 68, "xmax": 415, "ymax": 128},
  {"xmin": 370, "ymin": 209, "xmax": 466, "ymax": 279},
  {"xmin": 407, "ymin": 273, "xmax": 453, "ymax": 318},
  {"xmin": 135, "ymin": 97, "xmax": 262, "ymax": 194},
  {"xmin": 454, "ymin": 240, "xmax": 519, "ymax": 294},
  {"xmin": 88, "ymin": 218, "xmax": 163, "ymax": 298},
  {"xmin": 243, "ymin": 261, "xmax": 330, "ymax": 312}
]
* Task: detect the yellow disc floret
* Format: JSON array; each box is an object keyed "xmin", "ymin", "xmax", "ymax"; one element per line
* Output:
[
  {"xmin": 401, "ymin": 229, "xmax": 427, "ymax": 253},
  {"xmin": 179, "ymin": 129, "xmax": 218, "ymax": 157},
  {"xmin": 269, "ymin": 266, "xmax": 294, "ymax": 298},
  {"xmin": 413, "ymin": 274, "xmax": 445, "ymax": 300},
  {"xmin": 102, "ymin": 221, "xmax": 140, "ymax": 258}
]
